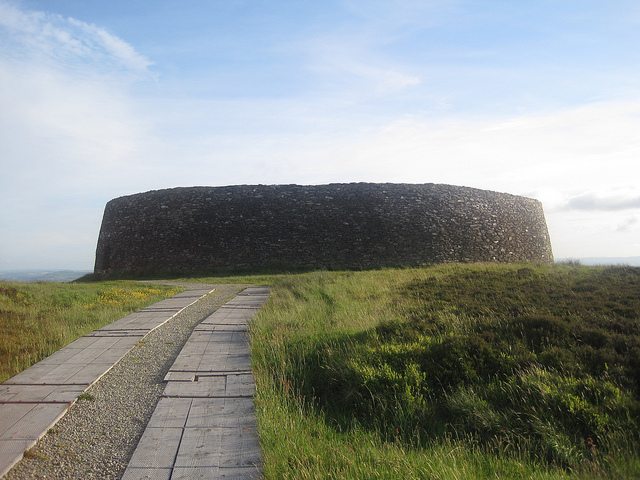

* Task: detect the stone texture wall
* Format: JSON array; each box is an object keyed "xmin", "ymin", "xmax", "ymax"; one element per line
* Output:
[{"xmin": 94, "ymin": 183, "xmax": 553, "ymax": 277}]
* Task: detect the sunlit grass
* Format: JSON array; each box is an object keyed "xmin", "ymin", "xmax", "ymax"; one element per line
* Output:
[
  {"xmin": 3, "ymin": 264, "xmax": 638, "ymax": 478},
  {"xmin": 238, "ymin": 264, "xmax": 640, "ymax": 479},
  {"xmin": 0, "ymin": 281, "xmax": 181, "ymax": 382}
]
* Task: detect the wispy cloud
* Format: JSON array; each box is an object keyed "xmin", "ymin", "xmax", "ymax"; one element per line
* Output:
[
  {"xmin": 617, "ymin": 216, "xmax": 638, "ymax": 233},
  {"xmin": 341, "ymin": 0, "xmax": 456, "ymax": 29},
  {"xmin": 304, "ymin": 35, "xmax": 421, "ymax": 94},
  {"xmin": 66, "ymin": 18, "xmax": 152, "ymax": 73},
  {"xmin": 292, "ymin": 0, "xmax": 456, "ymax": 96},
  {"xmin": 0, "ymin": 0, "xmax": 151, "ymax": 75}
]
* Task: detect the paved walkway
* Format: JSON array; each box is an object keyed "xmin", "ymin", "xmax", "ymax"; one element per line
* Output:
[
  {"xmin": 122, "ymin": 287, "xmax": 269, "ymax": 480},
  {"xmin": 0, "ymin": 287, "xmax": 214, "ymax": 478}
]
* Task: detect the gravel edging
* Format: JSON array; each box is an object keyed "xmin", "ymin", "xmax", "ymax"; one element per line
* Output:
[{"xmin": 6, "ymin": 284, "xmax": 246, "ymax": 480}]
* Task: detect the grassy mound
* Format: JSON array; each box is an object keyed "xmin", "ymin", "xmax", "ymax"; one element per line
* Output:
[{"xmin": 249, "ymin": 264, "xmax": 640, "ymax": 478}]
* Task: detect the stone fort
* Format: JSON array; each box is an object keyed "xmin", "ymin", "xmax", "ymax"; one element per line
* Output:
[{"xmin": 94, "ymin": 183, "xmax": 553, "ymax": 277}]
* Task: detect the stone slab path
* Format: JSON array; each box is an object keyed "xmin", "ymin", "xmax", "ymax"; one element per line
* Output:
[
  {"xmin": 122, "ymin": 287, "xmax": 269, "ymax": 480},
  {"xmin": 0, "ymin": 288, "xmax": 214, "ymax": 478}
]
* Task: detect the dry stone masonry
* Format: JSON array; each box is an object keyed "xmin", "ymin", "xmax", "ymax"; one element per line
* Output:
[{"xmin": 94, "ymin": 183, "xmax": 553, "ymax": 277}]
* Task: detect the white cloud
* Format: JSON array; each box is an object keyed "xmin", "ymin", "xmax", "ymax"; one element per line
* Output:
[
  {"xmin": 0, "ymin": 1, "xmax": 155, "ymax": 269},
  {"xmin": 616, "ymin": 216, "xmax": 639, "ymax": 233},
  {"xmin": 66, "ymin": 18, "xmax": 152, "ymax": 73},
  {"xmin": 0, "ymin": 62, "xmax": 152, "ymax": 269},
  {"xmin": 0, "ymin": 62, "xmax": 151, "ymax": 188},
  {"xmin": 290, "ymin": 101, "xmax": 640, "ymax": 197},
  {"xmin": 293, "ymin": 0, "xmax": 445, "ymax": 96},
  {"xmin": 0, "ymin": 0, "xmax": 151, "ymax": 75},
  {"xmin": 563, "ymin": 191, "xmax": 640, "ymax": 211},
  {"xmin": 302, "ymin": 33, "xmax": 422, "ymax": 95}
]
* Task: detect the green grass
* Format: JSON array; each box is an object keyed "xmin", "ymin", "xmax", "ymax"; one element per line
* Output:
[
  {"xmin": 239, "ymin": 264, "xmax": 640, "ymax": 479},
  {"xmin": 0, "ymin": 281, "xmax": 181, "ymax": 382},
  {"xmin": 3, "ymin": 264, "xmax": 639, "ymax": 478},
  {"xmin": 77, "ymin": 392, "xmax": 95, "ymax": 402}
]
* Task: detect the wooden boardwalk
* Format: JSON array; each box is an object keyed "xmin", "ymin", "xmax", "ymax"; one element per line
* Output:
[
  {"xmin": 122, "ymin": 287, "xmax": 269, "ymax": 480},
  {"xmin": 0, "ymin": 288, "xmax": 214, "ymax": 478}
]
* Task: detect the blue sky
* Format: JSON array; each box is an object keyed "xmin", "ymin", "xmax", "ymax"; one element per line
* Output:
[{"xmin": 1, "ymin": 0, "xmax": 639, "ymax": 269}]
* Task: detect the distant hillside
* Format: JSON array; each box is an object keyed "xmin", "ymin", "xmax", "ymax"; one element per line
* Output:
[{"xmin": 0, "ymin": 270, "xmax": 91, "ymax": 282}]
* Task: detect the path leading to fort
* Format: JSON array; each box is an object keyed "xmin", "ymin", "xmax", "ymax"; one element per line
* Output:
[
  {"xmin": 122, "ymin": 287, "xmax": 268, "ymax": 479},
  {"xmin": 0, "ymin": 287, "xmax": 213, "ymax": 478},
  {"xmin": 1, "ymin": 284, "xmax": 267, "ymax": 479}
]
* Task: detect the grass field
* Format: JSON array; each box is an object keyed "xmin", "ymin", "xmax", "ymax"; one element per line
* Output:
[
  {"xmin": 0, "ymin": 281, "xmax": 181, "ymax": 382},
  {"xmin": 237, "ymin": 264, "xmax": 640, "ymax": 479},
  {"xmin": 1, "ymin": 264, "xmax": 639, "ymax": 478}
]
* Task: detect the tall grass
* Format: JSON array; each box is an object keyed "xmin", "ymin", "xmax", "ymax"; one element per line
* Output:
[
  {"xmin": 0, "ymin": 281, "xmax": 181, "ymax": 382},
  {"xmin": 244, "ymin": 264, "xmax": 640, "ymax": 479}
]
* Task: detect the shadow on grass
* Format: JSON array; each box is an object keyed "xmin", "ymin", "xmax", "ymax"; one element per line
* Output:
[
  {"xmin": 289, "ymin": 324, "xmax": 640, "ymax": 470},
  {"xmin": 282, "ymin": 267, "xmax": 640, "ymax": 469}
]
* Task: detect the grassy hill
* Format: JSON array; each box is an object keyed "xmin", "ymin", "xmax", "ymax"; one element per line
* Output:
[
  {"xmin": 240, "ymin": 264, "xmax": 640, "ymax": 479},
  {"xmin": 1, "ymin": 264, "xmax": 638, "ymax": 478}
]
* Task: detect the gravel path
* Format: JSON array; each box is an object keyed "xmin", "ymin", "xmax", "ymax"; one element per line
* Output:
[{"xmin": 6, "ymin": 284, "xmax": 246, "ymax": 480}]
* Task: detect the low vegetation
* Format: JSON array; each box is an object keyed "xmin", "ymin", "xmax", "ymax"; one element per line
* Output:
[
  {"xmin": 0, "ymin": 281, "xmax": 181, "ymax": 382},
  {"xmin": 2, "ymin": 264, "xmax": 638, "ymax": 478},
  {"xmin": 247, "ymin": 264, "xmax": 640, "ymax": 479}
]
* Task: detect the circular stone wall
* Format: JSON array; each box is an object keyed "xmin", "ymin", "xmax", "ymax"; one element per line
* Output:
[{"xmin": 94, "ymin": 183, "xmax": 553, "ymax": 277}]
